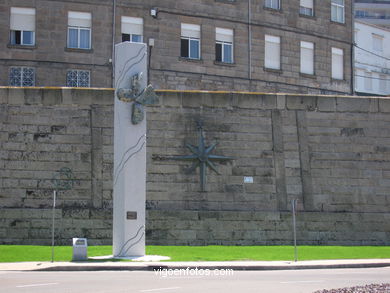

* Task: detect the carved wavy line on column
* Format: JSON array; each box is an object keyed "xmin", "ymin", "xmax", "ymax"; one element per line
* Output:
[
  {"xmin": 115, "ymin": 46, "xmax": 146, "ymax": 89},
  {"xmin": 123, "ymin": 231, "xmax": 144, "ymax": 256},
  {"xmin": 113, "ymin": 133, "xmax": 145, "ymax": 180},
  {"xmin": 117, "ymin": 225, "xmax": 145, "ymax": 257},
  {"xmin": 113, "ymin": 138, "xmax": 146, "ymax": 187}
]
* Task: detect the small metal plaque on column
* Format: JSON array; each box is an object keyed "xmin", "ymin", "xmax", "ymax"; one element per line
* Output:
[{"xmin": 126, "ymin": 211, "xmax": 137, "ymax": 220}]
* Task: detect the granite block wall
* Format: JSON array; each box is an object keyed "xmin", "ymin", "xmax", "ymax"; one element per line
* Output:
[
  {"xmin": 1, "ymin": 87, "xmax": 390, "ymax": 245},
  {"xmin": 1, "ymin": 0, "xmax": 352, "ymax": 94}
]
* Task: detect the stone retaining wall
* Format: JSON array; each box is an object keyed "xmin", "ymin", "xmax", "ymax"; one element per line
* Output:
[{"xmin": 1, "ymin": 87, "xmax": 389, "ymax": 245}]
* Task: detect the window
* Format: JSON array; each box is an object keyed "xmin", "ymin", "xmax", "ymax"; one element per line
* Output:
[
  {"xmin": 9, "ymin": 67, "xmax": 35, "ymax": 86},
  {"xmin": 265, "ymin": 0, "xmax": 280, "ymax": 10},
  {"xmin": 300, "ymin": 41, "xmax": 314, "ymax": 75},
  {"xmin": 67, "ymin": 11, "xmax": 91, "ymax": 49},
  {"xmin": 181, "ymin": 23, "xmax": 200, "ymax": 59},
  {"xmin": 10, "ymin": 7, "xmax": 35, "ymax": 46},
  {"xmin": 264, "ymin": 35, "xmax": 280, "ymax": 70},
  {"xmin": 354, "ymin": 29, "xmax": 359, "ymax": 44},
  {"xmin": 379, "ymin": 74, "xmax": 387, "ymax": 93},
  {"xmin": 372, "ymin": 34, "xmax": 383, "ymax": 52},
  {"xmin": 215, "ymin": 28, "xmax": 233, "ymax": 63},
  {"xmin": 331, "ymin": 0, "xmax": 345, "ymax": 23},
  {"xmin": 300, "ymin": 0, "xmax": 314, "ymax": 16},
  {"xmin": 66, "ymin": 70, "xmax": 90, "ymax": 87},
  {"xmin": 121, "ymin": 16, "xmax": 143, "ymax": 43},
  {"xmin": 355, "ymin": 10, "xmax": 368, "ymax": 18},
  {"xmin": 331, "ymin": 47, "xmax": 343, "ymax": 80},
  {"xmin": 364, "ymin": 72, "xmax": 372, "ymax": 90}
]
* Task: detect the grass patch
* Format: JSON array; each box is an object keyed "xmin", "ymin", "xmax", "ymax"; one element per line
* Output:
[
  {"xmin": 147, "ymin": 245, "xmax": 390, "ymax": 262},
  {"xmin": 0, "ymin": 245, "xmax": 112, "ymax": 262},
  {"xmin": 0, "ymin": 245, "xmax": 389, "ymax": 262}
]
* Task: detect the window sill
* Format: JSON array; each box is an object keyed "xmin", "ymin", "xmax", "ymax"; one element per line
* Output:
[
  {"xmin": 65, "ymin": 47, "xmax": 94, "ymax": 53},
  {"xmin": 215, "ymin": 0, "xmax": 236, "ymax": 3},
  {"xmin": 300, "ymin": 72, "xmax": 316, "ymax": 79},
  {"xmin": 179, "ymin": 57, "xmax": 203, "ymax": 64},
  {"xmin": 263, "ymin": 6, "xmax": 283, "ymax": 13},
  {"xmin": 330, "ymin": 20, "xmax": 346, "ymax": 26},
  {"xmin": 7, "ymin": 44, "xmax": 37, "ymax": 50},
  {"xmin": 331, "ymin": 78, "xmax": 345, "ymax": 82},
  {"xmin": 299, "ymin": 13, "xmax": 316, "ymax": 20},
  {"xmin": 214, "ymin": 61, "xmax": 235, "ymax": 67},
  {"xmin": 264, "ymin": 67, "xmax": 282, "ymax": 74}
]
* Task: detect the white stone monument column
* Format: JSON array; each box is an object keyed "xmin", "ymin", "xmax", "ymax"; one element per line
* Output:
[{"xmin": 113, "ymin": 42, "xmax": 151, "ymax": 257}]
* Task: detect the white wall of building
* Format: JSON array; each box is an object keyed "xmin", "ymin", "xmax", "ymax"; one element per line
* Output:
[{"xmin": 355, "ymin": 21, "xmax": 390, "ymax": 95}]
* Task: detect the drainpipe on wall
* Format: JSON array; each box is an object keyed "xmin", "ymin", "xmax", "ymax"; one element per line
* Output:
[
  {"xmin": 248, "ymin": 0, "xmax": 252, "ymax": 82},
  {"xmin": 112, "ymin": 0, "xmax": 117, "ymax": 88}
]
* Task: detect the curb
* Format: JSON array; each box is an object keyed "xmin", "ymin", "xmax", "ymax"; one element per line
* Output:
[{"xmin": 33, "ymin": 262, "xmax": 390, "ymax": 272}]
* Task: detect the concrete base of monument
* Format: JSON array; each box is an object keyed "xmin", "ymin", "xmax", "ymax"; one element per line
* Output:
[{"xmin": 89, "ymin": 255, "xmax": 171, "ymax": 262}]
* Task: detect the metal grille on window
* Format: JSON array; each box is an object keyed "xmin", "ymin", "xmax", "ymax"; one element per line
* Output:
[
  {"xmin": 67, "ymin": 70, "xmax": 78, "ymax": 87},
  {"xmin": 9, "ymin": 67, "xmax": 34, "ymax": 86},
  {"xmin": 78, "ymin": 71, "xmax": 90, "ymax": 87},
  {"xmin": 9, "ymin": 67, "xmax": 22, "ymax": 86},
  {"xmin": 67, "ymin": 70, "xmax": 90, "ymax": 87},
  {"xmin": 22, "ymin": 68, "xmax": 35, "ymax": 86}
]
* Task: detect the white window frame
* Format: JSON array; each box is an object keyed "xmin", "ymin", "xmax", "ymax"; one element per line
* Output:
[
  {"xmin": 10, "ymin": 7, "xmax": 36, "ymax": 46},
  {"xmin": 300, "ymin": 0, "xmax": 314, "ymax": 16},
  {"xmin": 67, "ymin": 11, "xmax": 92, "ymax": 49},
  {"xmin": 215, "ymin": 28, "xmax": 234, "ymax": 64},
  {"xmin": 300, "ymin": 41, "xmax": 314, "ymax": 75},
  {"xmin": 379, "ymin": 74, "xmax": 387, "ymax": 93},
  {"xmin": 67, "ymin": 27, "xmax": 91, "ymax": 49},
  {"xmin": 66, "ymin": 70, "xmax": 90, "ymax": 87},
  {"xmin": 264, "ymin": 35, "xmax": 281, "ymax": 70},
  {"xmin": 331, "ymin": 0, "xmax": 345, "ymax": 23},
  {"xmin": 181, "ymin": 23, "xmax": 201, "ymax": 60},
  {"xmin": 364, "ymin": 71, "xmax": 372, "ymax": 90},
  {"xmin": 354, "ymin": 29, "xmax": 359, "ymax": 44},
  {"xmin": 264, "ymin": 0, "xmax": 280, "ymax": 10},
  {"xmin": 331, "ymin": 47, "xmax": 344, "ymax": 80},
  {"xmin": 9, "ymin": 67, "xmax": 35, "ymax": 87},
  {"xmin": 372, "ymin": 34, "xmax": 383, "ymax": 52},
  {"xmin": 121, "ymin": 16, "xmax": 143, "ymax": 43},
  {"xmin": 10, "ymin": 30, "xmax": 35, "ymax": 46}
]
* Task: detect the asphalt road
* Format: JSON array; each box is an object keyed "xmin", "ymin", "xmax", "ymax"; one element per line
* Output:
[{"xmin": 1, "ymin": 267, "xmax": 390, "ymax": 293}]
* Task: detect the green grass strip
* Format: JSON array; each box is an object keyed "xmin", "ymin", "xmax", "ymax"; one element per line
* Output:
[
  {"xmin": 0, "ymin": 245, "xmax": 389, "ymax": 262},
  {"xmin": 147, "ymin": 245, "xmax": 390, "ymax": 261}
]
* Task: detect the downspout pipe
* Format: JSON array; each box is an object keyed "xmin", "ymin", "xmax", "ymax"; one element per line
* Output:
[{"xmin": 248, "ymin": 0, "xmax": 252, "ymax": 81}]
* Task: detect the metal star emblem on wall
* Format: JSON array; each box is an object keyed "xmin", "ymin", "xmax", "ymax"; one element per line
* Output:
[{"xmin": 172, "ymin": 123, "xmax": 233, "ymax": 192}]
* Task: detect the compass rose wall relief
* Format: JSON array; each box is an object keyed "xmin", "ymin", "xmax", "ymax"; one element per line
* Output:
[{"xmin": 162, "ymin": 122, "xmax": 233, "ymax": 192}]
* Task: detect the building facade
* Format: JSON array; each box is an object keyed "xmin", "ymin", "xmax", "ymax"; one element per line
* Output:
[
  {"xmin": 355, "ymin": 0, "xmax": 390, "ymax": 29},
  {"xmin": 0, "ymin": 0, "xmax": 353, "ymax": 94},
  {"xmin": 354, "ymin": 20, "xmax": 390, "ymax": 95}
]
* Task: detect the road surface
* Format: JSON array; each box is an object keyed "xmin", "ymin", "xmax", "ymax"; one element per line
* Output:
[{"xmin": 1, "ymin": 267, "xmax": 390, "ymax": 293}]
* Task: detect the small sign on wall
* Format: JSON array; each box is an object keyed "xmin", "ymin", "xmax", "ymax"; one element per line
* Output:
[
  {"xmin": 126, "ymin": 211, "xmax": 137, "ymax": 220},
  {"xmin": 244, "ymin": 176, "xmax": 254, "ymax": 184}
]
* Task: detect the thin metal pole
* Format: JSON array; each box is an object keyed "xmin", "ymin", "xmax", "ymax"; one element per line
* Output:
[
  {"xmin": 51, "ymin": 190, "xmax": 56, "ymax": 263},
  {"xmin": 292, "ymin": 199, "xmax": 298, "ymax": 262}
]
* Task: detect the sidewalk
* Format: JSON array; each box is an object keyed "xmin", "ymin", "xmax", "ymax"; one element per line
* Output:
[{"xmin": 1, "ymin": 259, "xmax": 390, "ymax": 272}]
